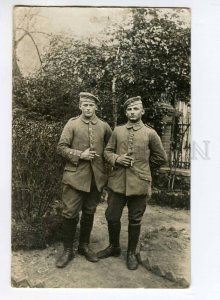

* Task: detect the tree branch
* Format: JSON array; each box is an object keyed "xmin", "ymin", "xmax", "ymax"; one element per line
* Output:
[
  {"xmin": 16, "ymin": 28, "xmax": 42, "ymax": 65},
  {"xmin": 29, "ymin": 31, "xmax": 52, "ymax": 37},
  {"xmin": 14, "ymin": 32, "xmax": 27, "ymax": 46}
]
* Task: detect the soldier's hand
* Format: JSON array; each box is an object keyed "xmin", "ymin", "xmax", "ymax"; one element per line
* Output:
[
  {"xmin": 80, "ymin": 148, "xmax": 97, "ymax": 161},
  {"xmin": 116, "ymin": 154, "xmax": 134, "ymax": 167}
]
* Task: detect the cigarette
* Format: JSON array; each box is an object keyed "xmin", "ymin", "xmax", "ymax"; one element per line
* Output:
[{"xmin": 95, "ymin": 154, "xmax": 100, "ymax": 157}]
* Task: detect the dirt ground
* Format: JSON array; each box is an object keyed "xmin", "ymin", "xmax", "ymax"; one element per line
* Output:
[{"xmin": 11, "ymin": 202, "xmax": 190, "ymax": 288}]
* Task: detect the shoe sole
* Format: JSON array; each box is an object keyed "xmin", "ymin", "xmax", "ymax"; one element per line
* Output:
[{"xmin": 127, "ymin": 265, "xmax": 139, "ymax": 270}]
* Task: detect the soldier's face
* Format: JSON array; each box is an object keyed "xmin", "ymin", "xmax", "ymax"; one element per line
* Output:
[
  {"xmin": 126, "ymin": 103, "xmax": 144, "ymax": 122},
  {"xmin": 79, "ymin": 101, "xmax": 97, "ymax": 118}
]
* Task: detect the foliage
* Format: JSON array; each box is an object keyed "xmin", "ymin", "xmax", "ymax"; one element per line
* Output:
[
  {"xmin": 106, "ymin": 8, "xmax": 190, "ymax": 130},
  {"xmin": 13, "ymin": 8, "xmax": 190, "ymax": 133},
  {"xmin": 12, "ymin": 8, "xmax": 190, "ymax": 237},
  {"xmin": 149, "ymin": 190, "xmax": 190, "ymax": 209},
  {"xmin": 11, "ymin": 214, "xmax": 65, "ymax": 250},
  {"xmin": 12, "ymin": 111, "xmax": 64, "ymax": 221},
  {"xmin": 12, "ymin": 219, "xmax": 47, "ymax": 250}
]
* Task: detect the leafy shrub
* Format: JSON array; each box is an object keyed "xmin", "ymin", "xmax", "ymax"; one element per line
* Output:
[
  {"xmin": 11, "ymin": 219, "xmax": 47, "ymax": 250},
  {"xmin": 152, "ymin": 169, "xmax": 190, "ymax": 191},
  {"xmin": 12, "ymin": 112, "xmax": 64, "ymax": 221},
  {"xmin": 149, "ymin": 190, "xmax": 190, "ymax": 209},
  {"xmin": 13, "ymin": 7, "xmax": 190, "ymax": 132},
  {"xmin": 11, "ymin": 215, "xmax": 66, "ymax": 250}
]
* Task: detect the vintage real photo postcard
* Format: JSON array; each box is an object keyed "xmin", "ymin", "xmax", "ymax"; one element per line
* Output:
[{"xmin": 12, "ymin": 6, "xmax": 190, "ymax": 288}]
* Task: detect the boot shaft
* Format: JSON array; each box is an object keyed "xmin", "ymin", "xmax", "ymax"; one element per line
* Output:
[
  {"xmin": 56, "ymin": 217, "xmax": 78, "ymax": 268},
  {"xmin": 127, "ymin": 224, "xmax": 141, "ymax": 253},
  {"xmin": 108, "ymin": 221, "xmax": 121, "ymax": 247},
  {"xmin": 62, "ymin": 217, "xmax": 78, "ymax": 249},
  {"xmin": 79, "ymin": 213, "xmax": 94, "ymax": 244}
]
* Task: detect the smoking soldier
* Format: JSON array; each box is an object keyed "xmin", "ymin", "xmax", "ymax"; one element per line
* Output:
[
  {"xmin": 56, "ymin": 92, "xmax": 112, "ymax": 268},
  {"xmin": 97, "ymin": 96, "xmax": 167, "ymax": 270}
]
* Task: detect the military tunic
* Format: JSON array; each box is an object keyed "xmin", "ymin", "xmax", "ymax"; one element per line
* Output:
[
  {"xmin": 57, "ymin": 115, "xmax": 112, "ymax": 193},
  {"xmin": 104, "ymin": 120, "xmax": 167, "ymax": 197}
]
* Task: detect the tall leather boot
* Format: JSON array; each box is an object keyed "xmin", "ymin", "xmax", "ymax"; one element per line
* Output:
[
  {"xmin": 97, "ymin": 221, "xmax": 121, "ymax": 259},
  {"xmin": 78, "ymin": 213, "xmax": 99, "ymax": 263},
  {"xmin": 127, "ymin": 224, "xmax": 141, "ymax": 270},
  {"xmin": 56, "ymin": 217, "xmax": 78, "ymax": 268}
]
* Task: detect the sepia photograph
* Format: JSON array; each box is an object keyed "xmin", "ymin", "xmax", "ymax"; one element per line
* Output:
[{"xmin": 11, "ymin": 5, "xmax": 191, "ymax": 288}]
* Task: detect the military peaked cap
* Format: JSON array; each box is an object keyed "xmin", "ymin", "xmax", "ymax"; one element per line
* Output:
[
  {"xmin": 123, "ymin": 96, "xmax": 142, "ymax": 109},
  {"xmin": 79, "ymin": 92, "xmax": 100, "ymax": 104}
]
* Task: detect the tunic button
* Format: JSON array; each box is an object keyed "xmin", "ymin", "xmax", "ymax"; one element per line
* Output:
[{"xmin": 70, "ymin": 151, "xmax": 73, "ymax": 154}]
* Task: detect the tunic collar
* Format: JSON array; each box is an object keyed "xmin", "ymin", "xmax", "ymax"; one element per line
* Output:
[
  {"xmin": 80, "ymin": 115, "xmax": 98, "ymax": 124},
  {"xmin": 126, "ymin": 120, "xmax": 144, "ymax": 131}
]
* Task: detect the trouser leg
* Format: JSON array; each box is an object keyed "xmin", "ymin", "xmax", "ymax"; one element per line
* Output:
[{"xmin": 56, "ymin": 217, "xmax": 78, "ymax": 268}]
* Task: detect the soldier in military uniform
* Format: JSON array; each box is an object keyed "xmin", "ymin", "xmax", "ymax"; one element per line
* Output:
[
  {"xmin": 56, "ymin": 92, "xmax": 112, "ymax": 268},
  {"xmin": 97, "ymin": 96, "xmax": 167, "ymax": 270}
]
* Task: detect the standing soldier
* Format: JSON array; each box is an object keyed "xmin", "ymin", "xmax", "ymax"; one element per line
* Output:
[
  {"xmin": 97, "ymin": 96, "xmax": 167, "ymax": 270},
  {"xmin": 56, "ymin": 92, "xmax": 112, "ymax": 268}
]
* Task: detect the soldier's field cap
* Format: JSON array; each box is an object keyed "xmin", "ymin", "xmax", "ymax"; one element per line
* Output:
[
  {"xmin": 124, "ymin": 96, "xmax": 142, "ymax": 109},
  {"xmin": 79, "ymin": 92, "xmax": 100, "ymax": 104}
]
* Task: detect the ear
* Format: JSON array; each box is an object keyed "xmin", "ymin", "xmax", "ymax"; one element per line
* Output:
[{"xmin": 79, "ymin": 103, "xmax": 82, "ymax": 111}]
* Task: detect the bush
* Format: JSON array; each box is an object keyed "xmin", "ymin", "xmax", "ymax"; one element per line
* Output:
[
  {"xmin": 11, "ymin": 214, "xmax": 67, "ymax": 251},
  {"xmin": 12, "ymin": 112, "xmax": 64, "ymax": 221},
  {"xmin": 12, "ymin": 219, "xmax": 47, "ymax": 250},
  {"xmin": 152, "ymin": 168, "xmax": 190, "ymax": 192},
  {"xmin": 149, "ymin": 190, "xmax": 190, "ymax": 209}
]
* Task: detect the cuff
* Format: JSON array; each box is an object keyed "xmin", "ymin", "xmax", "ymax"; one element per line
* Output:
[
  {"xmin": 112, "ymin": 154, "xmax": 120, "ymax": 166},
  {"xmin": 68, "ymin": 149, "xmax": 82, "ymax": 166}
]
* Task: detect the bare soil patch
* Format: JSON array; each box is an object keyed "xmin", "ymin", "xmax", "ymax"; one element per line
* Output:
[{"xmin": 11, "ymin": 202, "xmax": 190, "ymax": 288}]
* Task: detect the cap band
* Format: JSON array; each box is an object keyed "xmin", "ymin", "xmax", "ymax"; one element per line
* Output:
[
  {"xmin": 79, "ymin": 92, "xmax": 99, "ymax": 104},
  {"xmin": 126, "ymin": 100, "xmax": 143, "ymax": 107},
  {"xmin": 124, "ymin": 96, "xmax": 142, "ymax": 109}
]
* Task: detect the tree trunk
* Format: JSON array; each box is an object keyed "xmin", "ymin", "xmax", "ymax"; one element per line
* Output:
[{"xmin": 112, "ymin": 76, "xmax": 117, "ymax": 128}]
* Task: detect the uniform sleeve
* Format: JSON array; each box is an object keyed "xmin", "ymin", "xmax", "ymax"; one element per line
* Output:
[
  {"xmin": 149, "ymin": 130, "xmax": 168, "ymax": 169},
  {"xmin": 104, "ymin": 129, "xmax": 119, "ymax": 166},
  {"xmin": 104, "ymin": 122, "xmax": 113, "ymax": 145},
  {"xmin": 57, "ymin": 120, "xmax": 82, "ymax": 166}
]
